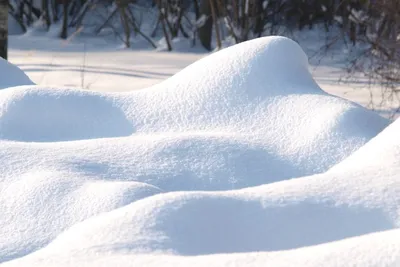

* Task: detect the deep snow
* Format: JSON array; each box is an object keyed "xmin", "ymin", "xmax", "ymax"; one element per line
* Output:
[{"xmin": 0, "ymin": 36, "xmax": 399, "ymax": 266}]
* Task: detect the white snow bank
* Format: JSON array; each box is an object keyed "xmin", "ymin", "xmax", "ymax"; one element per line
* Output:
[
  {"xmin": 0, "ymin": 88, "xmax": 133, "ymax": 141},
  {"xmin": 329, "ymin": 118, "xmax": 400, "ymax": 172},
  {"xmin": 0, "ymin": 36, "xmax": 388, "ymax": 167},
  {"xmin": 18, "ymin": 156, "xmax": 398, "ymax": 256},
  {"xmin": 4, "ymin": 148, "xmax": 400, "ymax": 266},
  {"xmin": 0, "ymin": 36, "xmax": 396, "ymax": 266},
  {"xmin": 0, "ymin": 170, "xmax": 161, "ymax": 263},
  {"xmin": 0, "ymin": 58, "xmax": 33, "ymax": 89},
  {"xmin": 6, "ymin": 229, "xmax": 400, "ymax": 267}
]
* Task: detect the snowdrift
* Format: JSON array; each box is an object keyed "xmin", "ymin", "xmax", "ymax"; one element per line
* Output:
[
  {"xmin": 6, "ymin": 229, "xmax": 400, "ymax": 267},
  {"xmin": 0, "ymin": 58, "xmax": 33, "ymax": 89},
  {"xmin": 0, "ymin": 36, "xmax": 398, "ymax": 266},
  {"xmin": 329, "ymin": 116, "xmax": 400, "ymax": 172}
]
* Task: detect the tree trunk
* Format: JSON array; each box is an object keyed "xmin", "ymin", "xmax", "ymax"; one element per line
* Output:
[
  {"xmin": 60, "ymin": 0, "xmax": 69, "ymax": 39},
  {"xmin": 52, "ymin": 0, "xmax": 59, "ymax": 22},
  {"xmin": 42, "ymin": 0, "xmax": 51, "ymax": 29},
  {"xmin": 349, "ymin": 21, "xmax": 356, "ymax": 46},
  {"xmin": 254, "ymin": 0, "xmax": 264, "ymax": 37},
  {"xmin": 160, "ymin": 12, "xmax": 172, "ymax": 51},
  {"xmin": 209, "ymin": 0, "xmax": 221, "ymax": 49},
  {"xmin": 28, "ymin": 0, "xmax": 34, "ymax": 25},
  {"xmin": 119, "ymin": 6, "xmax": 130, "ymax": 48},
  {"xmin": 0, "ymin": 0, "xmax": 8, "ymax": 60},
  {"xmin": 198, "ymin": 0, "xmax": 212, "ymax": 50},
  {"xmin": 193, "ymin": 0, "xmax": 199, "ymax": 19}
]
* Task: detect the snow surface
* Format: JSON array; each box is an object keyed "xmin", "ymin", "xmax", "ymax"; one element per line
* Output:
[
  {"xmin": 0, "ymin": 58, "xmax": 33, "ymax": 89},
  {"xmin": 1, "ymin": 36, "xmax": 399, "ymax": 266},
  {"xmin": 329, "ymin": 114, "xmax": 400, "ymax": 172},
  {"xmin": 9, "ymin": 35, "xmax": 202, "ymax": 92}
]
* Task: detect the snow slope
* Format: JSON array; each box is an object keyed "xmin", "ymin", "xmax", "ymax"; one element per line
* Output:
[
  {"xmin": 0, "ymin": 36, "xmax": 398, "ymax": 266},
  {"xmin": 329, "ymin": 116, "xmax": 400, "ymax": 172},
  {"xmin": 5, "ymin": 163, "xmax": 400, "ymax": 266},
  {"xmin": 5, "ymin": 230, "xmax": 400, "ymax": 267},
  {"xmin": 0, "ymin": 58, "xmax": 33, "ymax": 89},
  {"xmin": 3, "ymin": 121, "xmax": 400, "ymax": 266}
]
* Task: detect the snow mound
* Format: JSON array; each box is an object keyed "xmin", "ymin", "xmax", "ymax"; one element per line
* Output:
[
  {"xmin": 26, "ymin": 161, "xmax": 398, "ymax": 256},
  {"xmin": 0, "ymin": 37, "xmax": 388, "ymax": 166},
  {"xmin": 329, "ymin": 118, "xmax": 400, "ymax": 172},
  {"xmin": 4, "ymin": 153, "xmax": 400, "ymax": 266},
  {"xmin": 0, "ymin": 36, "xmax": 397, "ymax": 266},
  {"xmin": 0, "ymin": 169, "xmax": 161, "ymax": 262},
  {"xmin": 0, "ymin": 58, "xmax": 34, "ymax": 89},
  {"xmin": 6, "ymin": 229, "xmax": 400, "ymax": 267},
  {"xmin": 0, "ymin": 87, "xmax": 133, "ymax": 142}
]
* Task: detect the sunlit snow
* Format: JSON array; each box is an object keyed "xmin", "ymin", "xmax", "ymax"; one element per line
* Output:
[{"xmin": 1, "ymin": 36, "xmax": 399, "ymax": 267}]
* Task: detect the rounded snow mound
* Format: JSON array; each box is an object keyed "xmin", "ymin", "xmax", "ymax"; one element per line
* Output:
[
  {"xmin": 0, "ymin": 58, "xmax": 34, "ymax": 89},
  {"xmin": 0, "ymin": 87, "xmax": 134, "ymax": 142},
  {"xmin": 8, "ymin": 229, "xmax": 400, "ymax": 267},
  {"xmin": 329, "ymin": 118, "xmax": 400, "ymax": 172},
  {"xmin": 161, "ymin": 36, "xmax": 319, "ymax": 98},
  {"xmin": 0, "ymin": 170, "xmax": 161, "ymax": 263},
  {"xmin": 32, "ymin": 164, "xmax": 398, "ymax": 257},
  {"xmin": 0, "ymin": 36, "xmax": 389, "ymax": 184}
]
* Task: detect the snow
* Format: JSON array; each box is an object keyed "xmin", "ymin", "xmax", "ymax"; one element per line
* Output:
[
  {"xmin": 329, "ymin": 118, "xmax": 400, "ymax": 172},
  {"xmin": 8, "ymin": 35, "xmax": 202, "ymax": 92},
  {"xmin": 29, "ymin": 166, "xmax": 398, "ymax": 255},
  {"xmin": 0, "ymin": 36, "xmax": 399, "ymax": 266},
  {"xmin": 0, "ymin": 58, "xmax": 33, "ymax": 89},
  {"xmin": 8, "ymin": 31, "xmax": 399, "ymax": 119},
  {"xmin": 0, "ymin": 88, "xmax": 133, "ymax": 142},
  {"xmin": 6, "ymin": 229, "xmax": 400, "ymax": 267}
]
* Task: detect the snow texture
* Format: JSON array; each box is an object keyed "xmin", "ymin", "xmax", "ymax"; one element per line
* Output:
[{"xmin": 0, "ymin": 36, "xmax": 398, "ymax": 267}]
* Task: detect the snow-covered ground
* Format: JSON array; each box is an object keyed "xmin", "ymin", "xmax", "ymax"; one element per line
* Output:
[
  {"xmin": 1, "ymin": 36, "xmax": 399, "ymax": 266},
  {"xmin": 9, "ymin": 35, "xmax": 201, "ymax": 92}
]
